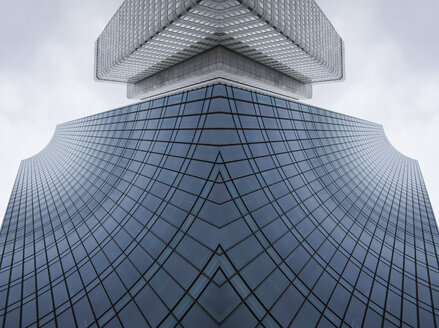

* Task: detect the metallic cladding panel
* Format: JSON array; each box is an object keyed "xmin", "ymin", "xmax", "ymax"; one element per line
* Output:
[
  {"xmin": 127, "ymin": 46, "xmax": 312, "ymax": 100},
  {"xmin": 95, "ymin": 0, "xmax": 344, "ymax": 85}
]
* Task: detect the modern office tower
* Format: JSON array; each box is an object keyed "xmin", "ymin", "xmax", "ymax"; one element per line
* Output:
[
  {"xmin": 94, "ymin": 0, "xmax": 344, "ymax": 100},
  {"xmin": 1, "ymin": 84, "xmax": 439, "ymax": 328},
  {"xmin": 1, "ymin": 1, "xmax": 438, "ymax": 328}
]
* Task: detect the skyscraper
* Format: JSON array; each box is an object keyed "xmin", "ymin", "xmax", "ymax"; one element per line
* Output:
[
  {"xmin": 1, "ymin": 1, "xmax": 438, "ymax": 328},
  {"xmin": 94, "ymin": 0, "xmax": 344, "ymax": 100}
]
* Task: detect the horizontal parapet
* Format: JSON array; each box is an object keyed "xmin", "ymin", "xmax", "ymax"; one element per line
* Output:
[
  {"xmin": 95, "ymin": 0, "xmax": 344, "ymax": 89},
  {"xmin": 127, "ymin": 46, "xmax": 312, "ymax": 100}
]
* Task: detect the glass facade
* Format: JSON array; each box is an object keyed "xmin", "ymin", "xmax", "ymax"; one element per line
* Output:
[{"xmin": 0, "ymin": 84, "xmax": 438, "ymax": 327}]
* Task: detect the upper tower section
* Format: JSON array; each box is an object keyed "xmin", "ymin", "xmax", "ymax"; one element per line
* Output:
[{"xmin": 95, "ymin": 0, "xmax": 345, "ymax": 100}]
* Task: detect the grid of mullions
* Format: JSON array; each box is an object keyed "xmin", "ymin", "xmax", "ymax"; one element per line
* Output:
[
  {"xmin": 0, "ymin": 84, "xmax": 438, "ymax": 327},
  {"xmin": 95, "ymin": 0, "xmax": 343, "ymax": 85}
]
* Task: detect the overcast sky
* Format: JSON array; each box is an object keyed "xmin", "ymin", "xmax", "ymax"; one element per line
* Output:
[{"xmin": 0, "ymin": 1, "xmax": 438, "ymax": 227}]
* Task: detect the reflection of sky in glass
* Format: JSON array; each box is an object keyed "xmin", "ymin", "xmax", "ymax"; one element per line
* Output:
[
  {"xmin": 2, "ymin": 83, "xmax": 436, "ymax": 326},
  {"xmin": 0, "ymin": 0, "xmax": 438, "ymax": 227}
]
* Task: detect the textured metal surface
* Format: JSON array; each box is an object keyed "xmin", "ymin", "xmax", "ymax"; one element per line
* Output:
[
  {"xmin": 127, "ymin": 46, "xmax": 312, "ymax": 100},
  {"xmin": 95, "ymin": 0, "xmax": 344, "ymax": 85}
]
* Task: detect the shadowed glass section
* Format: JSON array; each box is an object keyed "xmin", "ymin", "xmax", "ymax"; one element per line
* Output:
[{"xmin": 0, "ymin": 84, "xmax": 438, "ymax": 327}]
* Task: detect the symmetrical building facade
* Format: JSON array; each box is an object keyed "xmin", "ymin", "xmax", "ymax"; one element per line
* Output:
[
  {"xmin": 1, "ymin": 84, "xmax": 438, "ymax": 327},
  {"xmin": 1, "ymin": 1, "xmax": 438, "ymax": 328},
  {"xmin": 95, "ymin": 0, "xmax": 344, "ymax": 100}
]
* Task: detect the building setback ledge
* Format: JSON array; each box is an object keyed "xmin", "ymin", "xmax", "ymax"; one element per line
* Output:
[{"xmin": 127, "ymin": 46, "xmax": 312, "ymax": 100}]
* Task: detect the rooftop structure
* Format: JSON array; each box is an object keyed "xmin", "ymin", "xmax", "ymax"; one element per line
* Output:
[{"xmin": 95, "ymin": 0, "xmax": 344, "ymax": 100}]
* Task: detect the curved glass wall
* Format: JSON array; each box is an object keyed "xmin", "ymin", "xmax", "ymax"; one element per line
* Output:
[{"xmin": 0, "ymin": 84, "xmax": 437, "ymax": 327}]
